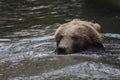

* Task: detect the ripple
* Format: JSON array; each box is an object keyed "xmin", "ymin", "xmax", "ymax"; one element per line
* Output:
[
  {"xmin": 103, "ymin": 33, "xmax": 120, "ymax": 39},
  {"xmin": 10, "ymin": 62, "xmax": 120, "ymax": 80},
  {"xmin": 0, "ymin": 39, "xmax": 11, "ymax": 42},
  {"xmin": 20, "ymin": 36, "xmax": 54, "ymax": 42},
  {"xmin": 0, "ymin": 35, "xmax": 55, "ymax": 63},
  {"xmin": 29, "ymin": 5, "xmax": 50, "ymax": 10}
]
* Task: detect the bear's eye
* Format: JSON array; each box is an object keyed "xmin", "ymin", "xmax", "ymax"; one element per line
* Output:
[
  {"xmin": 56, "ymin": 35, "xmax": 63, "ymax": 46},
  {"xmin": 56, "ymin": 35, "xmax": 63, "ymax": 41},
  {"xmin": 72, "ymin": 36, "xmax": 78, "ymax": 40},
  {"xmin": 59, "ymin": 35, "xmax": 63, "ymax": 40}
]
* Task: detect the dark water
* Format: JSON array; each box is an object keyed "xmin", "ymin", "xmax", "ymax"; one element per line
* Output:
[{"xmin": 0, "ymin": 0, "xmax": 120, "ymax": 80}]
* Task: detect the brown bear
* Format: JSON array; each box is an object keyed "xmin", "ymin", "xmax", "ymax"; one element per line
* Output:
[{"xmin": 54, "ymin": 20, "xmax": 104, "ymax": 54}]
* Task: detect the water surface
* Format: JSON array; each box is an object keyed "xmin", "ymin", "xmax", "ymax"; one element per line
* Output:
[{"xmin": 0, "ymin": 0, "xmax": 120, "ymax": 80}]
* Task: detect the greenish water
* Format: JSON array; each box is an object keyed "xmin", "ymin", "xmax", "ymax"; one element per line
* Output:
[{"xmin": 0, "ymin": 0, "xmax": 120, "ymax": 80}]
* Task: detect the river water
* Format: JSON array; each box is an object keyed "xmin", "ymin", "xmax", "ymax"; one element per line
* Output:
[{"xmin": 0, "ymin": 0, "xmax": 120, "ymax": 80}]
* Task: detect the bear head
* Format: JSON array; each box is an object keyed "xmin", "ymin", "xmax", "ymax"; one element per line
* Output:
[{"xmin": 54, "ymin": 20, "xmax": 104, "ymax": 54}]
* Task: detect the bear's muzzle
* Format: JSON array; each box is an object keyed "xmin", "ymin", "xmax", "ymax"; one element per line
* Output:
[{"xmin": 57, "ymin": 46, "xmax": 66, "ymax": 54}]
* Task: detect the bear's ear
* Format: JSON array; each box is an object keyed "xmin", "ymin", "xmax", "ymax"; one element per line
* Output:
[{"xmin": 92, "ymin": 23, "xmax": 101, "ymax": 31}]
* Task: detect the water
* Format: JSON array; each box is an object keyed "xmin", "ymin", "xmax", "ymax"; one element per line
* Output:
[{"xmin": 0, "ymin": 0, "xmax": 120, "ymax": 80}]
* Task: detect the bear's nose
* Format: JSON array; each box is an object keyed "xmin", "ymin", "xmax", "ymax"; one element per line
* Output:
[{"xmin": 57, "ymin": 46, "xmax": 66, "ymax": 54}]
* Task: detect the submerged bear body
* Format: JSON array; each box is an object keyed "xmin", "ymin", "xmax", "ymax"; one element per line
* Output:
[{"xmin": 54, "ymin": 20, "xmax": 104, "ymax": 54}]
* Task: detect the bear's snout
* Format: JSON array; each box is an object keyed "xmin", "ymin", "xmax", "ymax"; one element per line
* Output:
[{"xmin": 57, "ymin": 46, "xmax": 66, "ymax": 54}]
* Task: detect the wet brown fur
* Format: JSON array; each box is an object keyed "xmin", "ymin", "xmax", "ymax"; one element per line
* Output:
[{"xmin": 54, "ymin": 20, "xmax": 104, "ymax": 54}]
